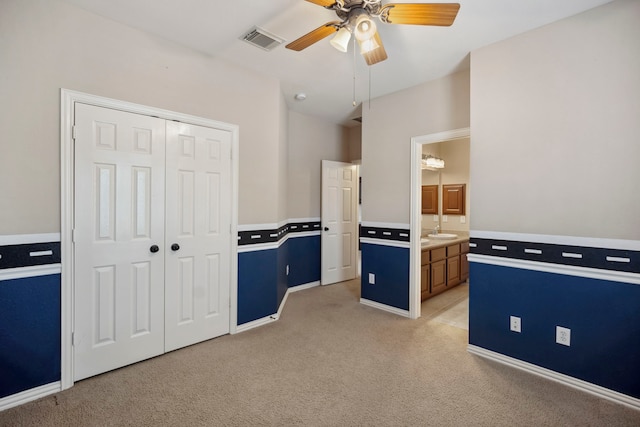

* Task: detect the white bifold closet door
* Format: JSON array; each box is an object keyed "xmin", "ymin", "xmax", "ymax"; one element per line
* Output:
[{"xmin": 73, "ymin": 103, "xmax": 231, "ymax": 381}]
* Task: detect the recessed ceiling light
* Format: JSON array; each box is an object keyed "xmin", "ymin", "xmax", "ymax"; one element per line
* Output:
[{"xmin": 294, "ymin": 93, "xmax": 307, "ymax": 101}]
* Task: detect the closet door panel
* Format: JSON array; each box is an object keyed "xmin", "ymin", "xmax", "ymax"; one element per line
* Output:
[
  {"xmin": 74, "ymin": 103, "xmax": 166, "ymax": 381},
  {"xmin": 165, "ymin": 122, "xmax": 232, "ymax": 352}
]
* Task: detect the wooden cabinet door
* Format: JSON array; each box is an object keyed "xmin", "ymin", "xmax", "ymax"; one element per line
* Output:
[
  {"xmin": 421, "ymin": 264, "xmax": 431, "ymax": 300},
  {"xmin": 447, "ymin": 255, "xmax": 460, "ymax": 286},
  {"xmin": 442, "ymin": 184, "xmax": 465, "ymax": 215},
  {"xmin": 421, "ymin": 185, "xmax": 438, "ymax": 214},
  {"xmin": 460, "ymin": 253, "xmax": 469, "ymax": 281},
  {"xmin": 431, "ymin": 260, "xmax": 446, "ymax": 295}
]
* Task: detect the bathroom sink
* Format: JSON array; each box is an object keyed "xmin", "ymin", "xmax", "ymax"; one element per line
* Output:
[
  {"xmin": 420, "ymin": 238, "xmax": 430, "ymax": 244},
  {"xmin": 427, "ymin": 233, "xmax": 458, "ymax": 240}
]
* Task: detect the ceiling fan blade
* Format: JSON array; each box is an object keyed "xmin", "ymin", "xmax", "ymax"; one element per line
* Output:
[
  {"xmin": 361, "ymin": 31, "xmax": 388, "ymax": 66},
  {"xmin": 286, "ymin": 22, "xmax": 340, "ymax": 51},
  {"xmin": 380, "ymin": 3, "xmax": 460, "ymax": 26},
  {"xmin": 305, "ymin": 0, "xmax": 337, "ymax": 7}
]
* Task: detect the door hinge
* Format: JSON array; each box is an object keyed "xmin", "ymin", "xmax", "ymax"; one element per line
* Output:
[
  {"xmin": 72, "ymin": 229, "xmax": 76, "ymax": 243},
  {"xmin": 71, "ymin": 332, "xmax": 75, "ymax": 346},
  {"xmin": 72, "ymin": 125, "xmax": 77, "ymax": 140}
]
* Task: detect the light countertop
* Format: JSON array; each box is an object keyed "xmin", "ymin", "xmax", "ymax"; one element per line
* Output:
[{"xmin": 420, "ymin": 231, "xmax": 469, "ymax": 250}]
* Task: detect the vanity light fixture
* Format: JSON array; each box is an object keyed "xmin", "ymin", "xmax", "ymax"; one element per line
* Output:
[{"xmin": 422, "ymin": 154, "xmax": 445, "ymax": 169}]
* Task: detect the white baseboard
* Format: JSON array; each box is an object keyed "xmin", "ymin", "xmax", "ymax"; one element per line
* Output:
[
  {"xmin": 0, "ymin": 381, "xmax": 60, "ymax": 412},
  {"xmin": 234, "ymin": 281, "xmax": 321, "ymax": 334},
  {"xmin": 467, "ymin": 345, "xmax": 640, "ymax": 411},
  {"xmin": 289, "ymin": 281, "xmax": 320, "ymax": 293},
  {"xmin": 234, "ymin": 315, "xmax": 278, "ymax": 333},
  {"xmin": 359, "ymin": 298, "xmax": 411, "ymax": 318}
]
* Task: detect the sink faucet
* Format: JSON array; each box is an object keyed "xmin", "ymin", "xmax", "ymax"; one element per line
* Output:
[{"xmin": 433, "ymin": 225, "xmax": 440, "ymax": 235}]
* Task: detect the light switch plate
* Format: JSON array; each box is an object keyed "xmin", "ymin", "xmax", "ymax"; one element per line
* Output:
[
  {"xmin": 460, "ymin": 216, "xmax": 466, "ymax": 224},
  {"xmin": 368, "ymin": 273, "xmax": 375, "ymax": 285},
  {"xmin": 442, "ymin": 215, "xmax": 448, "ymax": 222}
]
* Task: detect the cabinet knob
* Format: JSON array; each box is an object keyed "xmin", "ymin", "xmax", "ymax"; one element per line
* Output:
[
  {"xmin": 324, "ymin": 227, "xmax": 329, "ymax": 231},
  {"xmin": 171, "ymin": 243, "xmax": 180, "ymax": 251},
  {"xmin": 149, "ymin": 245, "xmax": 159, "ymax": 253}
]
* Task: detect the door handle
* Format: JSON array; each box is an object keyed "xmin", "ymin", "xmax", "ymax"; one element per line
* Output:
[
  {"xmin": 324, "ymin": 227, "xmax": 329, "ymax": 231},
  {"xmin": 171, "ymin": 243, "xmax": 180, "ymax": 251},
  {"xmin": 149, "ymin": 245, "xmax": 159, "ymax": 253}
]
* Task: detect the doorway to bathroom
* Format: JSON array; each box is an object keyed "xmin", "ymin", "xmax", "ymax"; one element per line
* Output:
[{"xmin": 409, "ymin": 128, "xmax": 470, "ymax": 320}]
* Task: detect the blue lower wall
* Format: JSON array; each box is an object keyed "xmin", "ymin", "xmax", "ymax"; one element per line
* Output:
[
  {"xmin": 237, "ymin": 234, "xmax": 321, "ymax": 325},
  {"xmin": 360, "ymin": 243, "xmax": 409, "ymax": 311},
  {"xmin": 469, "ymin": 262, "xmax": 640, "ymax": 398},
  {"xmin": 287, "ymin": 235, "xmax": 320, "ymax": 287},
  {"xmin": 0, "ymin": 274, "xmax": 61, "ymax": 398},
  {"xmin": 237, "ymin": 249, "xmax": 278, "ymax": 325}
]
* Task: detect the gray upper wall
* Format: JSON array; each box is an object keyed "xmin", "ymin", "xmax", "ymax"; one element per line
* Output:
[
  {"xmin": 360, "ymin": 0, "xmax": 638, "ymax": 242},
  {"xmin": 470, "ymin": 0, "xmax": 639, "ymax": 240},
  {"xmin": 6, "ymin": 0, "xmax": 633, "ymax": 239},
  {"xmin": 287, "ymin": 110, "xmax": 349, "ymax": 220},
  {"xmin": 361, "ymin": 70, "xmax": 471, "ymax": 225},
  {"xmin": 0, "ymin": 0, "xmax": 347, "ymax": 233}
]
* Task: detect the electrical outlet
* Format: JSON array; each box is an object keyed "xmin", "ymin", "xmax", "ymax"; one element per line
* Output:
[
  {"xmin": 368, "ymin": 273, "xmax": 375, "ymax": 285},
  {"xmin": 286, "ymin": 265, "xmax": 289, "ymax": 276},
  {"xmin": 460, "ymin": 216, "xmax": 466, "ymax": 224},
  {"xmin": 510, "ymin": 316, "xmax": 521, "ymax": 333},
  {"xmin": 556, "ymin": 326, "xmax": 571, "ymax": 346},
  {"xmin": 442, "ymin": 215, "xmax": 448, "ymax": 223}
]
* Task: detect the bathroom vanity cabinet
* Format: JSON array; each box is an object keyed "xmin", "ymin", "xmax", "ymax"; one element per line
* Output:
[{"xmin": 420, "ymin": 238, "xmax": 469, "ymax": 301}]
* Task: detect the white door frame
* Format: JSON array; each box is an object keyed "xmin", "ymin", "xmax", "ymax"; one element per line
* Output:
[
  {"xmin": 60, "ymin": 89, "xmax": 239, "ymax": 390},
  {"xmin": 409, "ymin": 128, "xmax": 470, "ymax": 319}
]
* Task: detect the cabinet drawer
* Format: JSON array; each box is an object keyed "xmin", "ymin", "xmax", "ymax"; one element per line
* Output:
[
  {"xmin": 421, "ymin": 250, "xmax": 430, "ymax": 265},
  {"xmin": 431, "ymin": 247, "xmax": 446, "ymax": 262},
  {"xmin": 447, "ymin": 244, "xmax": 460, "ymax": 257}
]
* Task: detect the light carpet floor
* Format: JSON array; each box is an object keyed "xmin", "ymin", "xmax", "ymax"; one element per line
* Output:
[{"xmin": 1, "ymin": 279, "xmax": 638, "ymax": 426}]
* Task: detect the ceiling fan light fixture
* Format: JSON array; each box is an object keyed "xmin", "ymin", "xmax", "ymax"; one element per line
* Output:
[
  {"xmin": 358, "ymin": 36, "xmax": 379, "ymax": 54},
  {"xmin": 354, "ymin": 14, "xmax": 377, "ymax": 42},
  {"xmin": 330, "ymin": 27, "xmax": 351, "ymax": 52}
]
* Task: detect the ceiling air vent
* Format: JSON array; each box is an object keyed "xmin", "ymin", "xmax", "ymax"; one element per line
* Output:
[{"xmin": 241, "ymin": 27, "xmax": 284, "ymax": 51}]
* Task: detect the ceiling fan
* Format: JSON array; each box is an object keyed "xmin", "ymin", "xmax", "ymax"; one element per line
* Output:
[{"xmin": 286, "ymin": 1, "xmax": 460, "ymax": 66}]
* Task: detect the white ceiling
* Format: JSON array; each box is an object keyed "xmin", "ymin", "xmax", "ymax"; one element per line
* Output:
[{"xmin": 61, "ymin": 0, "xmax": 612, "ymax": 126}]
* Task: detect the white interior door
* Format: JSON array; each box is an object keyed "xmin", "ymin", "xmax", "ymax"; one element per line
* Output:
[
  {"xmin": 164, "ymin": 122, "xmax": 231, "ymax": 352},
  {"xmin": 321, "ymin": 160, "xmax": 358, "ymax": 285},
  {"xmin": 74, "ymin": 104, "xmax": 166, "ymax": 381}
]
